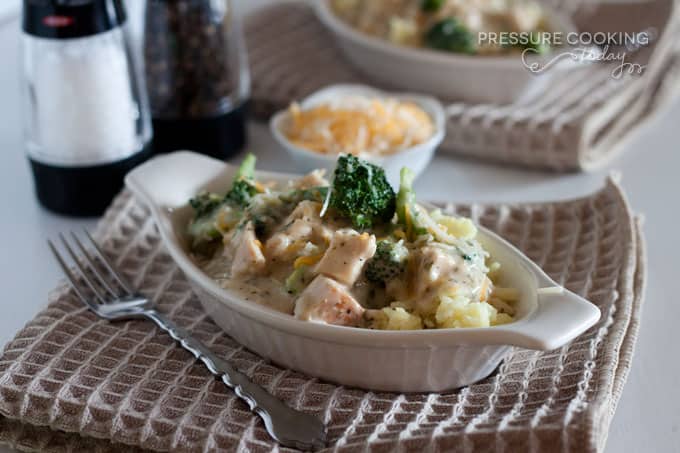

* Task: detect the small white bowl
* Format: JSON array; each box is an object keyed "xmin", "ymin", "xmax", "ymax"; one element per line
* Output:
[
  {"xmin": 126, "ymin": 151, "xmax": 601, "ymax": 393},
  {"xmin": 315, "ymin": 0, "xmax": 577, "ymax": 104},
  {"xmin": 269, "ymin": 84, "xmax": 445, "ymax": 187}
]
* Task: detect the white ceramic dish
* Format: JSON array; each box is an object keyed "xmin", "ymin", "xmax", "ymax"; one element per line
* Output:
[
  {"xmin": 125, "ymin": 151, "xmax": 600, "ymax": 392},
  {"xmin": 270, "ymin": 84, "xmax": 445, "ymax": 187},
  {"xmin": 314, "ymin": 0, "xmax": 577, "ymax": 104}
]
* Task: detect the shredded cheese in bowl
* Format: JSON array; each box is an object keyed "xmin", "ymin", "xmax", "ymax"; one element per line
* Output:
[{"xmin": 283, "ymin": 95, "xmax": 435, "ymax": 157}]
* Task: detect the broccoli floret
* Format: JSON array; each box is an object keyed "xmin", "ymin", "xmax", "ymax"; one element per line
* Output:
[
  {"xmin": 234, "ymin": 152, "xmax": 256, "ymax": 180},
  {"xmin": 396, "ymin": 167, "xmax": 415, "ymax": 226},
  {"xmin": 187, "ymin": 153, "xmax": 258, "ymax": 252},
  {"xmin": 224, "ymin": 180, "xmax": 257, "ymax": 207},
  {"xmin": 187, "ymin": 191, "xmax": 224, "ymax": 249},
  {"xmin": 424, "ymin": 18, "xmax": 476, "ymax": 54},
  {"xmin": 189, "ymin": 192, "xmax": 223, "ymax": 218},
  {"xmin": 421, "ymin": 0, "xmax": 445, "ymax": 12},
  {"xmin": 365, "ymin": 240, "xmax": 409, "ymax": 283},
  {"xmin": 396, "ymin": 167, "xmax": 427, "ymax": 240},
  {"xmin": 224, "ymin": 153, "xmax": 258, "ymax": 208},
  {"xmin": 329, "ymin": 155, "xmax": 396, "ymax": 230}
]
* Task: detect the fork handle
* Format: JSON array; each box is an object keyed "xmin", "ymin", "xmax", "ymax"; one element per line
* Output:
[{"xmin": 143, "ymin": 310, "xmax": 327, "ymax": 450}]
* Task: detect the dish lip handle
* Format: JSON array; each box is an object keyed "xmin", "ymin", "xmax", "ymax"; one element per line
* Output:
[
  {"xmin": 499, "ymin": 286, "xmax": 601, "ymax": 350},
  {"xmin": 125, "ymin": 150, "xmax": 230, "ymax": 212}
]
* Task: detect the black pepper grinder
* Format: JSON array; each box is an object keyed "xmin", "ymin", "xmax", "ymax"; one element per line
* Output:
[{"xmin": 144, "ymin": 0, "xmax": 249, "ymax": 159}]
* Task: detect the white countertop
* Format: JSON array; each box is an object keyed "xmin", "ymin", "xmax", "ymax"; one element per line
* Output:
[
  {"xmin": 1, "ymin": 6, "xmax": 679, "ymax": 453},
  {"xmin": 0, "ymin": 1, "xmax": 19, "ymax": 26}
]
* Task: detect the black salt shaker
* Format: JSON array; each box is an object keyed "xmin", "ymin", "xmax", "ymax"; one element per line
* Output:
[{"xmin": 144, "ymin": 0, "xmax": 250, "ymax": 159}]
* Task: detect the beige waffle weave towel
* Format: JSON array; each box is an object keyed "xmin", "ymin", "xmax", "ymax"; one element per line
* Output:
[
  {"xmin": 246, "ymin": 1, "xmax": 680, "ymax": 172},
  {"xmin": 0, "ymin": 178, "xmax": 644, "ymax": 452}
]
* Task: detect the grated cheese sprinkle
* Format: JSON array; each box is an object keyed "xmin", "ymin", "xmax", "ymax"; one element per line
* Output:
[
  {"xmin": 293, "ymin": 253, "xmax": 325, "ymax": 269},
  {"xmin": 283, "ymin": 96, "xmax": 434, "ymax": 157}
]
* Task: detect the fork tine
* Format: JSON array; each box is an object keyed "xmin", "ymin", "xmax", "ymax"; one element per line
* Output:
[
  {"xmin": 82, "ymin": 229, "xmax": 135, "ymax": 295},
  {"xmin": 48, "ymin": 240, "xmax": 100, "ymax": 312},
  {"xmin": 69, "ymin": 232, "xmax": 122, "ymax": 299},
  {"xmin": 58, "ymin": 233, "xmax": 107, "ymax": 304}
]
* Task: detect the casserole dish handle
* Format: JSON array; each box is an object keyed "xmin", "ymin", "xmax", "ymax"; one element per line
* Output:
[
  {"xmin": 503, "ymin": 287, "xmax": 601, "ymax": 350},
  {"xmin": 125, "ymin": 151, "xmax": 231, "ymax": 210}
]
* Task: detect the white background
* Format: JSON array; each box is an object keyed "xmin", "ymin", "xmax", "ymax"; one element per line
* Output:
[
  {"xmin": 0, "ymin": 1, "xmax": 19, "ymax": 25},
  {"xmin": 0, "ymin": 1, "xmax": 678, "ymax": 452}
]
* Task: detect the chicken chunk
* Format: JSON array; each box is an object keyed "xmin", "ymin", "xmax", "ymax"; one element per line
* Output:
[
  {"xmin": 265, "ymin": 219, "xmax": 313, "ymax": 261},
  {"xmin": 414, "ymin": 246, "xmax": 457, "ymax": 294},
  {"xmin": 315, "ymin": 229, "xmax": 377, "ymax": 285},
  {"xmin": 293, "ymin": 169, "xmax": 328, "ymax": 189},
  {"xmin": 410, "ymin": 244, "xmax": 488, "ymax": 315},
  {"xmin": 294, "ymin": 275, "xmax": 365, "ymax": 327},
  {"xmin": 230, "ymin": 222, "xmax": 266, "ymax": 278},
  {"xmin": 287, "ymin": 199, "xmax": 322, "ymax": 222},
  {"xmin": 264, "ymin": 201, "xmax": 332, "ymax": 261}
]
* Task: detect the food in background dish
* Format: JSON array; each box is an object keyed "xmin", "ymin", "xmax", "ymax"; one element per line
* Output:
[
  {"xmin": 187, "ymin": 153, "xmax": 517, "ymax": 330},
  {"xmin": 282, "ymin": 96, "xmax": 435, "ymax": 157},
  {"xmin": 331, "ymin": 0, "xmax": 552, "ymax": 55}
]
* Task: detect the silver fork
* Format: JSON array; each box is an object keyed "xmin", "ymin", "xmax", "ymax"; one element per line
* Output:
[{"xmin": 48, "ymin": 231, "xmax": 327, "ymax": 451}]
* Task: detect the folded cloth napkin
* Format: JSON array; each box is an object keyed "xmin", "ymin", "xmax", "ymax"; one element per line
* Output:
[
  {"xmin": 0, "ymin": 177, "xmax": 644, "ymax": 452},
  {"xmin": 245, "ymin": 1, "xmax": 680, "ymax": 172}
]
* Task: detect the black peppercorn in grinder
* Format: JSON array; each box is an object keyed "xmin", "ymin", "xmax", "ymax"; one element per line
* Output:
[{"xmin": 144, "ymin": 0, "xmax": 249, "ymax": 159}]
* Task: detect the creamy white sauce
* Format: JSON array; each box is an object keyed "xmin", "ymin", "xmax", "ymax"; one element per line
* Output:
[{"xmin": 193, "ymin": 172, "xmax": 505, "ymax": 328}]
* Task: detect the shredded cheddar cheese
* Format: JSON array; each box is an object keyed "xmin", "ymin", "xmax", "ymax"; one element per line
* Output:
[
  {"xmin": 294, "ymin": 253, "xmax": 325, "ymax": 269},
  {"xmin": 283, "ymin": 96, "xmax": 434, "ymax": 157},
  {"xmin": 479, "ymin": 278, "xmax": 489, "ymax": 302}
]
